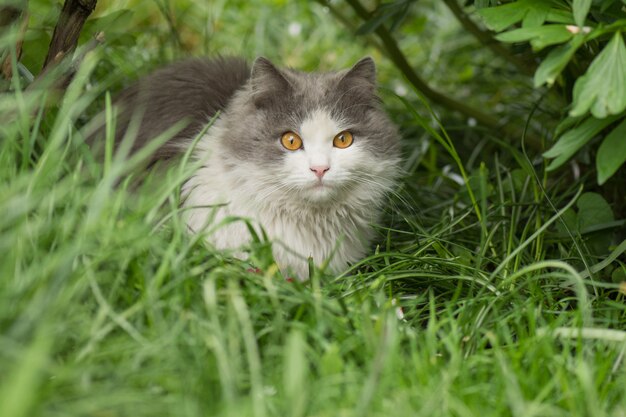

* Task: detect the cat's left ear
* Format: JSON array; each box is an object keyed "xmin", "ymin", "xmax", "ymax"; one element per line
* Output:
[
  {"xmin": 250, "ymin": 57, "xmax": 292, "ymax": 108},
  {"xmin": 339, "ymin": 57, "xmax": 377, "ymax": 92}
]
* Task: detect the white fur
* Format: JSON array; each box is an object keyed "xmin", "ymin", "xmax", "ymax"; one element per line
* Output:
[{"xmin": 182, "ymin": 109, "xmax": 397, "ymax": 280}]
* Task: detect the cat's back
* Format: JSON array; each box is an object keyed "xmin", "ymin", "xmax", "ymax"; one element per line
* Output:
[{"xmin": 110, "ymin": 56, "xmax": 250, "ymax": 160}]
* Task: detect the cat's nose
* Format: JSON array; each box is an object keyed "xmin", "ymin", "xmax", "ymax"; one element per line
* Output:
[{"xmin": 310, "ymin": 165, "xmax": 330, "ymax": 179}]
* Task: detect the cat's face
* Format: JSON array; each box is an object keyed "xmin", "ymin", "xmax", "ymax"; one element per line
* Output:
[
  {"xmin": 220, "ymin": 57, "xmax": 400, "ymax": 208},
  {"xmin": 279, "ymin": 108, "xmax": 382, "ymax": 204}
]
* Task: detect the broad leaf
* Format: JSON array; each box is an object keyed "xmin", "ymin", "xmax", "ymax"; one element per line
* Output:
[
  {"xmin": 544, "ymin": 115, "xmax": 619, "ymax": 170},
  {"xmin": 575, "ymin": 192, "xmax": 615, "ymax": 255},
  {"xmin": 546, "ymin": 9, "xmax": 576, "ymax": 24},
  {"xmin": 570, "ymin": 32, "xmax": 626, "ymax": 118},
  {"xmin": 477, "ymin": 0, "xmax": 551, "ymax": 31},
  {"xmin": 597, "ymin": 117, "xmax": 626, "ymax": 184},
  {"xmin": 576, "ymin": 192, "xmax": 614, "ymax": 231},
  {"xmin": 555, "ymin": 208, "xmax": 578, "ymax": 235},
  {"xmin": 478, "ymin": 2, "xmax": 528, "ymax": 32},
  {"xmin": 496, "ymin": 25, "xmax": 573, "ymax": 51},
  {"xmin": 523, "ymin": 6, "xmax": 550, "ymax": 28},
  {"xmin": 573, "ymin": 0, "xmax": 592, "ymax": 27},
  {"xmin": 479, "ymin": 0, "xmax": 569, "ymax": 31},
  {"xmin": 554, "ymin": 114, "xmax": 587, "ymax": 137},
  {"xmin": 534, "ymin": 35, "xmax": 586, "ymax": 87}
]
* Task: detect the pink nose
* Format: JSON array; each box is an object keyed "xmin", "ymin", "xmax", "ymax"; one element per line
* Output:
[{"xmin": 310, "ymin": 165, "xmax": 330, "ymax": 179}]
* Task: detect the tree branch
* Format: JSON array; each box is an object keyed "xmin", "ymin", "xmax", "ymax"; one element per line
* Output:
[{"xmin": 43, "ymin": 0, "xmax": 97, "ymax": 71}]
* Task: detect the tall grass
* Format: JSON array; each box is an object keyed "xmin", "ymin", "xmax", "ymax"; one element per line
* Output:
[{"xmin": 2, "ymin": 5, "xmax": 626, "ymax": 417}]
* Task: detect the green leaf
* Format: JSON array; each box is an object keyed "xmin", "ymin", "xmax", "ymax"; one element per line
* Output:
[
  {"xmin": 597, "ymin": 117, "xmax": 626, "ymax": 184},
  {"xmin": 477, "ymin": 1, "xmax": 531, "ymax": 32},
  {"xmin": 534, "ymin": 35, "xmax": 586, "ymax": 87},
  {"xmin": 554, "ymin": 113, "xmax": 588, "ymax": 137},
  {"xmin": 474, "ymin": 0, "xmax": 498, "ymax": 8},
  {"xmin": 555, "ymin": 208, "xmax": 578, "ymax": 235},
  {"xmin": 546, "ymin": 9, "xmax": 576, "ymax": 24},
  {"xmin": 478, "ymin": 0, "xmax": 569, "ymax": 32},
  {"xmin": 523, "ymin": 6, "xmax": 550, "ymax": 28},
  {"xmin": 573, "ymin": 0, "xmax": 592, "ymax": 27},
  {"xmin": 544, "ymin": 115, "xmax": 619, "ymax": 170},
  {"xmin": 577, "ymin": 192, "xmax": 614, "ymax": 231},
  {"xmin": 496, "ymin": 25, "xmax": 573, "ymax": 51},
  {"xmin": 570, "ymin": 32, "xmax": 626, "ymax": 118},
  {"xmin": 575, "ymin": 192, "xmax": 615, "ymax": 255}
]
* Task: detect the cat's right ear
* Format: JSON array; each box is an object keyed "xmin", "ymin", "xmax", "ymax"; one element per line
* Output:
[{"xmin": 250, "ymin": 57, "xmax": 291, "ymax": 108}]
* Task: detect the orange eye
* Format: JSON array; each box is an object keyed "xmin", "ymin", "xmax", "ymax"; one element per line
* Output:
[
  {"xmin": 281, "ymin": 131, "xmax": 303, "ymax": 151},
  {"xmin": 333, "ymin": 131, "xmax": 353, "ymax": 149}
]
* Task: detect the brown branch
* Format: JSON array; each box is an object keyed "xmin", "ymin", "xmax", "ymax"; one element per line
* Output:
[
  {"xmin": 43, "ymin": 0, "xmax": 97, "ymax": 71},
  {"xmin": 442, "ymin": 0, "xmax": 536, "ymax": 76}
]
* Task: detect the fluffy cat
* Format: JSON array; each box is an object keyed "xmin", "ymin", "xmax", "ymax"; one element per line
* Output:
[{"xmin": 104, "ymin": 56, "xmax": 401, "ymax": 279}]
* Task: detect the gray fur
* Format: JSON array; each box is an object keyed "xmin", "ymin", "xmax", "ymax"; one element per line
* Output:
[
  {"xmin": 97, "ymin": 56, "xmax": 250, "ymax": 162},
  {"xmin": 99, "ymin": 56, "xmax": 399, "ymax": 166}
]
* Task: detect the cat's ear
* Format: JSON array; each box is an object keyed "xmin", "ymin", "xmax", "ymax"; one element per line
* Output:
[
  {"xmin": 338, "ymin": 57, "xmax": 377, "ymax": 99},
  {"xmin": 250, "ymin": 57, "xmax": 291, "ymax": 108}
]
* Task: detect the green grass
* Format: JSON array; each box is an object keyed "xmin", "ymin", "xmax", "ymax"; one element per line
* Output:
[{"xmin": 3, "ymin": 2, "xmax": 626, "ymax": 416}]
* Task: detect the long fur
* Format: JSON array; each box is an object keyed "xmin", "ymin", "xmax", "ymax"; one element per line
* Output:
[{"xmin": 96, "ymin": 56, "xmax": 401, "ymax": 279}]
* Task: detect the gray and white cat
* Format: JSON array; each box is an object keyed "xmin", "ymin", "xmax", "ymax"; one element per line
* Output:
[{"xmin": 107, "ymin": 56, "xmax": 401, "ymax": 279}]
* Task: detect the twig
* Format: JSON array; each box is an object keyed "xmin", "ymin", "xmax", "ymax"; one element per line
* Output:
[{"xmin": 43, "ymin": 0, "xmax": 97, "ymax": 71}]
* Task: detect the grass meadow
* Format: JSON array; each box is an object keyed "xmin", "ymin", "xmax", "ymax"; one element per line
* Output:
[{"xmin": 1, "ymin": 1, "xmax": 626, "ymax": 416}]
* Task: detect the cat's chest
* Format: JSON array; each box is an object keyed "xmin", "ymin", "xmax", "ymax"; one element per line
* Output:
[
  {"xmin": 240, "ymin": 203, "xmax": 370, "ymax": 277},
  {"xmin": 182, "ymin": 135, "xmax": 379, "ymax": 277},
  {"xmin": 257, "ymin": 205, "xmax": 366, "ymax": 251}
]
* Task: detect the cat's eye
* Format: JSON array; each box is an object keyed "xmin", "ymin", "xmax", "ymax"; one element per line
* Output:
[
  {"xmin": 281, "ymin": 131, "xmax": 303, "ymax": 151},
  {"xmin": 333, "ymin": 131, "xmax": 354, "ymax": 149}
]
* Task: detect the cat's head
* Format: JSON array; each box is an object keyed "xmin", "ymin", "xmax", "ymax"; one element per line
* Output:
[{"xmin": 219, "ymin": 57, "xmax": 401, "ymax": 209}]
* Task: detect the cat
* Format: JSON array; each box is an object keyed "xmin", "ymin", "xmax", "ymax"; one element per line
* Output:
[{"xmin": 102, "ymin": 56, "xmax": 401, "ymax": 280}]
